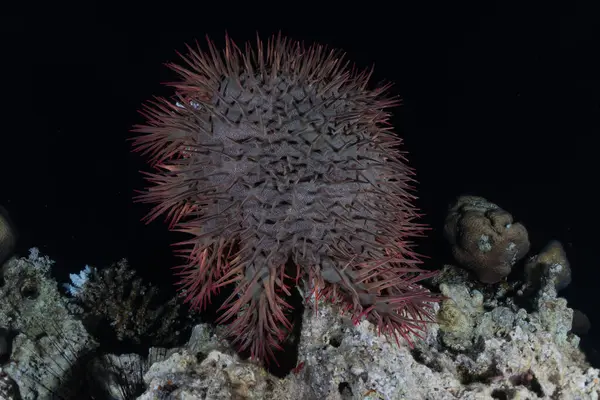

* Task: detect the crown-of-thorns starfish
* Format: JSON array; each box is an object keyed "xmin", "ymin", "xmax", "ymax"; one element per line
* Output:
[{"xmin": 131, "ymin": 33, "xmax": 441, "ymax": 364}]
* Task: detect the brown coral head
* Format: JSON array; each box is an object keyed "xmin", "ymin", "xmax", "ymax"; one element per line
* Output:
[
  {"xmin": 444, "ymin": 195, "xmax": 530, "ymax": 284},
  {"xmin": 524, "ymin": 240, "xmax": 571, "ymax": 291}
]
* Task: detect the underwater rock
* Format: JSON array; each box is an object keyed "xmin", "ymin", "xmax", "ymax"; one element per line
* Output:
[
  {"xmin": 0, "ymin": 371, "xmax": 21, "ymax": 400},
  {"xmin": 444, "ymin": 195, "xmax": 530, "ymax": 283},
  {"xmin": 136, "ymin": 265, "xmax": 600, "ymax": 399},
  {"xmin": 0, "ymin": 248, "xmax": 98, "ymax": 400},
  {"xmin": 64, "ymin": 259, "xmax": 182, "ymax": 347},
  {"xmin": 435, "ymin": 282, "xmax": 483, "ymax": 351},
  {"xmin": 0, "ymin": 233, "xmax": 595, "ymax": 398},
  {"xmin": 0, "ymin": 249, "xmax": 189, "ymax": 399},
  {"xmin": 524, "ymin": 240, "xmax": 572, "ymax": 292},
  {"xmin": 86, "ymin": 353, "xmax": 147, "ymax": 399},
  {"xmin": 0, "ymin": 206, "xmax": 17, "ymax": 267}
]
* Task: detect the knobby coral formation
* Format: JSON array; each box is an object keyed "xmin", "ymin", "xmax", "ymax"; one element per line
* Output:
[
  {"xmin": 131, "ymin": 34, "xmax": 442, "ymax": 364},
  {"xmin": 524, "ymin": 239, "xmax": 572, "ymax": 292},
  {"xmin": 444, "ymin": 195, "xmax": 530, "ymax": 283},
  {"xmin": 136, "ymin": 256, "xmax": 600, "ymax": 399}
]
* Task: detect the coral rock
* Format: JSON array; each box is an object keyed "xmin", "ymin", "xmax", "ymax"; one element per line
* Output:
[
  {"xmin": 444, "ymin": 195, "xmax": 530, "ymax": 283},
  {"xmin": 525, "ymin": 240, "xmax": 572, "ymax": 292},
  {"xmin": 136, "ymin": 271, "xmax": 600, "ymax": 399}
]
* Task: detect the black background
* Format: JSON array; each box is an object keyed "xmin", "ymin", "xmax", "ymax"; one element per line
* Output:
[{"xmin": 1, "ymin": 2, "xmax": 598, "ymax": 364}]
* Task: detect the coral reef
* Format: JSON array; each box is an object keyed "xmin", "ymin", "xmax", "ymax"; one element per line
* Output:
[
  {"xmin": 0, "ymin": 248, "xmax": 98, "ymax": 399},
  {"xmin": 0, "ymin": 371, "xmax": 21, "ymax": 400},
  {"xmin": 444, "ymin": 195, "xmax": 530, "ymax": 283},
  {"xmin": 0, "ymin": 213, "xmax": 596, "ymax": 399},
  {"xmin": 0, "ymin": 249, "xmax": 181, "ymax": 399},
  {"xmin": 86, "ymin": 353, "xmax": 148, "ymax": 399},
  {"xmin": 131, "ymin": 34, "xmax": 442, "ymax": 363},
  {"xmin": 65, "ymin": 259, "xmax": 181, "ymax": 347},
  {"xmin": 135, "ymin": 249, "xmax": 600, "ymax": 399}
]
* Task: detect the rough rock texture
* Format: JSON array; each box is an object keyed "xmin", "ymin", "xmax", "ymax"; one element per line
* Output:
[
  {"xmin": 86, "ymin": 353, "xmax": 149, "ymax": 399},
  {"xmin": 0, "ymin": 249, "xmax": 188, "ymax": 400},
  {"xmin": 66, "ymin": 258, "xmax": 182, "ymax": 346},
  {"xmin": 0, "ymin": 246, "xmax": 596, "ymax": 399},
  {"xmin": 0, "ymin": 371, "xmax": 21, "ymax": 400},
  {"xmin": 444, "ymin": 195, "xmax": 530, "ymax": 283},
  {"xmin": 0, "ymin": 248, "xmax": 98, "ymax": 399},
  {"xmin": 136, "ymin": 255, "xmax": 600, "ymax": 399},
  {"xmin": 0, "ymin": 206, "xmax": 16, "ymax": 267},
  {"xmin": 524, "ymin": 240, "xmax": 572, "ymax": 292}
]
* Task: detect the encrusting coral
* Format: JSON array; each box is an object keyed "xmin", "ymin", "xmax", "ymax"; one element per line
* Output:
[
  {"xmin": 131, "ymin": 34, "xmax": 442, "ymax": 364},
  {"xmin": 444, "ymin": 195, "xmax": 530, "ymax": 283}
]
